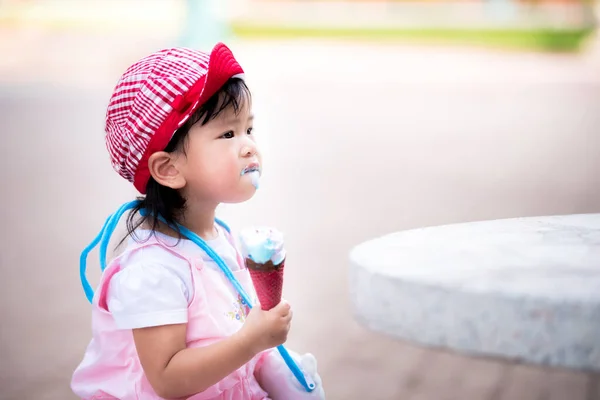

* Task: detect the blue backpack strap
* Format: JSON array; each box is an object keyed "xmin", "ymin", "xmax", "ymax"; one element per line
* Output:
[
  {"xmin": 98, "ymin": 200, "xmax": 141, "ymax": 271},
  {"xmin": 165, "ymin": 217, "xmax": 314, "ymax": 392},
  {"xmin": 79, "ymin": 200, "xmax": 141, "ymax": 303},
  {"xmin": 171, "ymin": 220, "xmax": 250, "ymax": 305},
  {"xmin": 79, "ymin": 201, "xmax": 215, "ymax": 303},
  {"xmin": 79, "ymin": 205, "xmax": 315, "ymax": 393},
  {"xmin": 155, "ymin": 216, "xmax": 248, "ymax": 305},
  {"xmin": 214, "ymin": 217, "xmax": 231, "ymax": 233}
]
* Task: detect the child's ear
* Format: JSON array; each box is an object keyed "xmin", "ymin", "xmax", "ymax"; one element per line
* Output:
[{"xmin": 147, "ymin": 151, "xmax": 186, "ymax": 189}]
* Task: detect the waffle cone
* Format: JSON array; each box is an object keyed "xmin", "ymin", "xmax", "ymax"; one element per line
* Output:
[{"xmin": 246, "ymin": 258, "xmax": 285, "ymax": 310}]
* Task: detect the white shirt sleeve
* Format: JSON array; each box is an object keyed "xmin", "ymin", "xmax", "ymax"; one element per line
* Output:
[{"xmin": 107, "ymin": 245, "xmax": 193, "ymax": 330}]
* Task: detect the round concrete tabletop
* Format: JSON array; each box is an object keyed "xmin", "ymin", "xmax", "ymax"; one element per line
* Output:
[{"xmin": 349, "ymin": 214, "xmax": 600, "ymax": 371}]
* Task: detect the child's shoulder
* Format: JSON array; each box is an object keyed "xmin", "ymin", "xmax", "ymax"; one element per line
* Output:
[
  {"xmin": 119, "ymin": 230, "xmax": 194, "ymax": 266},
  {"xmin": 111, "ymin": 232, "xmax": 194, "ymax": 293}
]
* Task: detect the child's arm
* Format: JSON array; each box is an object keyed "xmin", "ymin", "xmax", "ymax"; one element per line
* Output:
[{"xmin": 133, "ymin": 301, "xmax": 292, "ymax": 399}]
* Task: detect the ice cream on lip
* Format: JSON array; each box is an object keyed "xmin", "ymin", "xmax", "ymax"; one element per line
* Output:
[
  {"xmin": 241, "ymin": 163, "xmax": 260, "ymax": 175},
  {"xmin": 241, "ymin": 163, "xmax": 261, "ymax": 189}
]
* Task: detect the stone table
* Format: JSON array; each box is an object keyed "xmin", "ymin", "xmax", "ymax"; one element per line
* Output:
[{"xmin": 349, "ymin": 214, "xmax": 600, "ymax": 371}]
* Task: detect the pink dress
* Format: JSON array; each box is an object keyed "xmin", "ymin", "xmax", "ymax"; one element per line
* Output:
[{"xmin": 71, "ymin": 230, "xmax": 269, "ymax": 400}]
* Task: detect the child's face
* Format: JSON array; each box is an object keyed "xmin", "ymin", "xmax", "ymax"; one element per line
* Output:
[{"xmin": 176, "ymin": 99, "xmax": 260, "ymax": 205}]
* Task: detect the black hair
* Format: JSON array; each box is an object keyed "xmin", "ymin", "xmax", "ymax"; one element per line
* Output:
[{"xmin": 123, "ymin": 77, "xmax": 251, "ymax": 244}]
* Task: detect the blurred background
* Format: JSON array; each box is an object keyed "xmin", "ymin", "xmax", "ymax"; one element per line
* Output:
[{"xmin": 1, "ymin": 0, "xmax": 599, "ymax": 399}]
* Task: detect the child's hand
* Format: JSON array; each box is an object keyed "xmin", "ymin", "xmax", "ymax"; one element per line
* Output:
[{"xmin": 239, "ymin": 300, "xmax": 293, "ymax": 354}]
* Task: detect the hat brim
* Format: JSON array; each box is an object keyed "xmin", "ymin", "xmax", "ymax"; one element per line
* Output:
[
  {"xmin": 133, "ymin": 42, "xmax": 245, "ymax": 194},
  {"xmin": 175, "ymin": 42, "xmax": 246, "ymax": 129}
]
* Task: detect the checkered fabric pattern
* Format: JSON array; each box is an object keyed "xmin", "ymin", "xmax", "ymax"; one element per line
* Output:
[{"xmin": 104, "ymin": 42, "xmax": 244, "ymax": 194}]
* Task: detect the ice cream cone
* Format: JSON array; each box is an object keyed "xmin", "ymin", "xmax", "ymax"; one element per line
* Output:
[
  {"xmin": 238, "ymin": 227, "xmax": 286, "ymax": 310},
  {"xmin": 246, "ymin": 258, "xmax": 285, "ymax": 310}
]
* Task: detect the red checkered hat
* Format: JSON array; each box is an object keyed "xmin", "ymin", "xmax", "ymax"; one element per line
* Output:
[{"xmin": 105, "ymin": 42, "xmax": 245, "ymax": 194}]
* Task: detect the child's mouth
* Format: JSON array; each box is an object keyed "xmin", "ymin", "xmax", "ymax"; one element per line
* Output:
[
  {"xmin": 241, "ymin": 164, "xmax": 261, "ymax": 176},
  {"xmin": 241, "ymin": 164, "xmax": 261, "ymax": 189}
]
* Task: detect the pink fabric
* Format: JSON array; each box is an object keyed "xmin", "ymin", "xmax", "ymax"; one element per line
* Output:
[{"xmin": 71, "ymin": 230, "xmax": 269, "ymax": 400}]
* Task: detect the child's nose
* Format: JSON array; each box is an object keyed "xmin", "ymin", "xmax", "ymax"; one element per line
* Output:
[
  {"xmin": 241, "ymin": 137, "xmax": 258, "ymax": 157},
  {"xmin": 241, "ymin": 143, "xmax": 257, "ymax": 157}
]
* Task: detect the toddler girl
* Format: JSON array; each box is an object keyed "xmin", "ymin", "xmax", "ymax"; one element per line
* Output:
[{"xmin": 71, "ymin": 43, "xmax": 325, "ymax": 400}]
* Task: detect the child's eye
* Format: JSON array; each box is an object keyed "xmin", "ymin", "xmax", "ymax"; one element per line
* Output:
[
  {"xmin": 220, "ymin": 131, "xmax": 234, "ymax": 139},
  {"xmin": 247, "ymin": 127, "xmax": 253, "ymax": 135}
]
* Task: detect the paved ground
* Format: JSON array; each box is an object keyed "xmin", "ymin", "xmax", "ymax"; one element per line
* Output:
[{"xmin": 1, "ymin": 20, "xmax": 600, "ymax": 400}]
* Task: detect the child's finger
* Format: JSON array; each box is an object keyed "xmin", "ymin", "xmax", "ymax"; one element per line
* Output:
[
  {"xmin": 282, "ymin": 309, "xmax": 293, "ymax": 323},
  {"xmin": 272, "ymin": 299, "xmax": 291, "ymax": 316}
]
